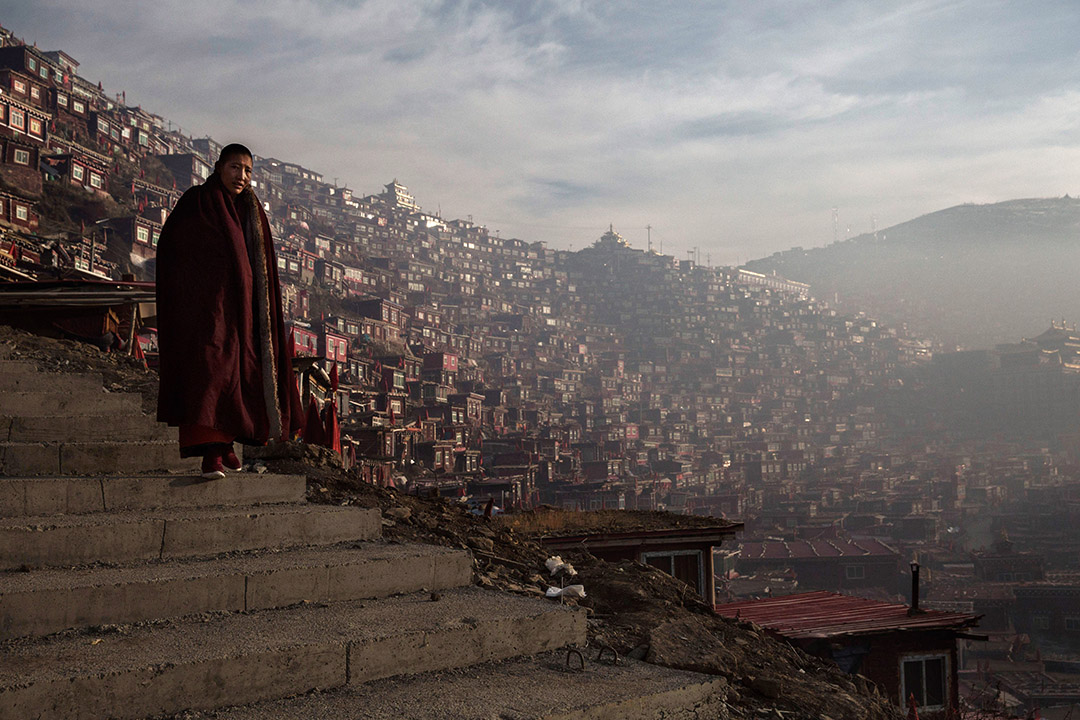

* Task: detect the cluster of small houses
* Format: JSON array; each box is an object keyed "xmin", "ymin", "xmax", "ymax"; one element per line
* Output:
[{"xmin": 7, "ymin": 24, "xmax": 1080, "ymax": 717}]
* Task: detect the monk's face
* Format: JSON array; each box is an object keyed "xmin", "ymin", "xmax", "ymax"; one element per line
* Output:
[{"xmin": 218, "ymin": 153, "xmax": 253, "ymax": 196}]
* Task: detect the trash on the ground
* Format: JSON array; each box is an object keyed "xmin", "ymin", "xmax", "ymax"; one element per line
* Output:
[
  {"xmin": 546, "ymin": 584, "xmax": 586, "ymax": 599},
  {"xmin": 545, "ymin": 555, "xmax": 577, "ymax": 576}
]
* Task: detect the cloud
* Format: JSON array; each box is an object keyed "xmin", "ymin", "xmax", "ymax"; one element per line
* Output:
[{"xmin": 4, "ymin": 0, "xmax": 1080, "ymax": 262}]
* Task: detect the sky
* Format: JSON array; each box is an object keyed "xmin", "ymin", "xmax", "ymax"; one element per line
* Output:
[{"xmin": 4, "ymin": 0, "xmax": 1080, "ymax": 264}]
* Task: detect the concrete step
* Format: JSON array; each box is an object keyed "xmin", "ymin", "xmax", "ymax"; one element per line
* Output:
[
  {"xmin": 0, "ymin": 439, "xmax": 198, "ymax": 475},
  {"xmin": 0, "ymin": 359, "xmax": 38, "ymax": 374},
  {"xmin": 0, "ymin": 473, "xmax": 307, "ymax": 518},
  {"xmin": 190, "ymin": 649, "xmax": 730, "ymax": 720},
  {"xmin": 0, "ymin": 414, "xmax": 176, "ymax": 443},
  {"xmin": 0, "ymin": 390, "xmax": 142, "ymax": 416},
  {"xmin": 0, "ymin": 587, "xmax": 585, "ymax": 720},
  {"xmin": 0, "ymin": 505, "xmax": 381, "ymax": 569},
  {"xmin": 0, "ymin": 370, "xmax": 103, "ymax": 393},
  {"xmin": 0, "ymin": 542, "xmax": 473, "ymax": 640}
]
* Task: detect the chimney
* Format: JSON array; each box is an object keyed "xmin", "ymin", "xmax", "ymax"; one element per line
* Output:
[{"xmin": 910, "ymin": 562, "xmax": 921, "ymax": 614}]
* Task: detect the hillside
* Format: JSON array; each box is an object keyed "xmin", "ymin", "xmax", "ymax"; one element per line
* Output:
[{"xmin": 747, "ymin": 197, "xmax": 1080, "ymax": 349}]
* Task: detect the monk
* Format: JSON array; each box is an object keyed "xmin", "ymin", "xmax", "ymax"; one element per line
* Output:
[{"xmin": 156, "ymin": 143, "xmax": 302, "ymax": 479}]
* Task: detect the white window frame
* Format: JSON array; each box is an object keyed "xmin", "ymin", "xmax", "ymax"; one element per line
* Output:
[
  {"xmin": 12, "ymin": 79, "xmax": 26, "ymax": 94},
  {"xmin": 12, "ymin": 149, "xmax": 30, "ymax": 165},
  {"xmin": 900, "ymin": 653, "xmax": 949, "ymax": 712},
  {"xmin": 15, "ymin": 204, "xmax": 28, "ymax": 221},
  {"xmin": 72, "ymin": 164, "xmax": 84, "ymax": 181},
  {"xmin": 30, "ymin": 86, "xmax": 39, "ymax": 100},
  {"xmin": 9, "ymin": 108, "xmax": 25, "ymax": 130},
  {"xmin": 89, "ymin": 172, "xmax": 103, "ymax": 189},
  {"xmin": 57, "ymin": 93, "xmax": 68, "ymax": 107},
  {"xmin": 136, "ymin": 226, "xmax": 149, "ymax": 244},
  {"xmin": 72, "ymin": 99, "xmax": 85, "ymax": 113}
]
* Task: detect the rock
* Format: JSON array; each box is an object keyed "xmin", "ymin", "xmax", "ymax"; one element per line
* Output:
[
  {"xmin": 645, "ymin": 617, "xmax": 739, "ymax": 675},
  {"xmin": 385, "ymin": 506, "xmax": 412, "ymax": 521},
  {"xmin": 627, "ymin": 644, "xmax": 649, "ymax": 660},
  {"xmin": 467, "ymin": 535, "xmax": 495, "ymax": 553},
  {"xmin": 750, "ymin": 676, "xmax": 783, "ymax": 699}
]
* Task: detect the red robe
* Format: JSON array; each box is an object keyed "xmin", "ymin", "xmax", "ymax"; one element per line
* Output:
[{"xmin": 156, "ymin": 173, "xmax": 301, "ymax": 448}]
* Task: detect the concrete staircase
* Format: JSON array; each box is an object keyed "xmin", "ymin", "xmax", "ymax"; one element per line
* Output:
[
  {"xmin": 0, "ymin": 356, "xmax": 198, "ymax": 476},
  {"xmin": 0, "ymin": 351, "xmax": 726, "ymax": 719}
]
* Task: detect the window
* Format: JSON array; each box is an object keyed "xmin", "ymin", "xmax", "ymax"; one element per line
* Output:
[
  {"xmin": 15, "ymin": 204, "xmax": 28, "ymax": 221},
  {"xmin": 30, "ymin": 86, "xmax": 40, "ymax": 100},
  {"xmin": 10, "ymin": 108, "xmax": 25, "ymax": 130},
  {"xmin": 845, "ymin": 565, "xmax": 866, "ymax": 580},
  {"xmin": 57, "ymin": 93, "xmax": 68, "ymax": 107},
  {"xmin": 12, "ymin": 79, "xmax": 26, "ymax": 94},
  {"xmin": 642, "ymin": 550, "xmax": 704, "ymax": 597},
  {"xmin": 901, "ymin": 655, "xmax": 947, "ymax": 711},
  {"xmin": 89, "ymin": 172, "xmax": 103, "ymax": 189},
  {"xmin": 28, "ymin": 118, "xmax": 42, "ymax": 136},
  {"xmin": 1066, "ymin": 617, "xmax": 1080, "ymax": 632},
  {"xmin": 72, "ymin": 164, "xmax": 84, "ymax": 181},
  {"xmin": 72, "ymin": 100, "xmax": 85, "ymax": 114},
  {"xmin": 151, "ymin": 230, "xmax": 159, "ymax": 247},
  {"xmin": 39, "ymin": 65, "xmax": 48, "ymax": 80},
  {"xmin": 27, "ymin": 57, "xmax": 37, "ymax": 71},
  {"xmin": 1032, "ymin": 614, "xmax": 1050, "ymax": 631},
  {"xmin": 136, "ymin": 226, "xmax": 149, "ymax": 244},
  {"xmin": 12, "ymin": 149, "xmax": 29, "ymax": 165}
]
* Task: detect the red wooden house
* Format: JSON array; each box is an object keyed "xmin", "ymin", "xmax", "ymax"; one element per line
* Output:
[{"xmin": 716, "ymin": 589, "xmax": 981, "ymax": 716}]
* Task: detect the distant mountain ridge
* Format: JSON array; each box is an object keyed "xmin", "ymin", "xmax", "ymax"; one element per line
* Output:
[{"xmin": 747, "ymin": 197, "xmax": 1080, "ymax": 349}]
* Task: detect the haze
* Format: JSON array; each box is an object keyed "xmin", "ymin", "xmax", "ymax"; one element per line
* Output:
[{"xmin": 4, "ymin": 0, "xmax": 1079, "ymax": 263}]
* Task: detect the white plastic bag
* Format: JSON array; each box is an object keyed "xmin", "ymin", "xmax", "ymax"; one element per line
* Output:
[{"xmin": 545, "ymin": 584, "xmax": 586, "ymax": 599}]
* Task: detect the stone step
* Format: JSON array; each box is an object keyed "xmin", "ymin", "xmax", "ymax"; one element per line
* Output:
[
  {"xmin": 0, "ymin": 542, "xmax": 473, "ymax": 640},
  {"xmin": 1, "ymin": 413, "xmax": 177, "ymax": 443},
  {"xmin": 0, "ymin": 359, "xmax": 38, "ymax": 374},
  {"xmin": 0, "ymin": 587, "xmax": 586, "ymax": 720},
  {"xmin": 0, "ymin": 439, "xmax": 198, "ymax": 475},
  {"xmin": 0, "ymin": 505, "xmax": 381, "ymax": 569},
  {"xmin": 0, "ymin": 370, "xmax": 104, "ymax": 393},
  {"xmin": 0, "ymin": 473, "xmax": 307, "ymax": 518},
  {"xmin": 1, "ymin": 390, "xmax": 142, "ymax": 417},
  {"xmin": 191, "ymin": 649, "xmax": 730, "ymax": 720}
]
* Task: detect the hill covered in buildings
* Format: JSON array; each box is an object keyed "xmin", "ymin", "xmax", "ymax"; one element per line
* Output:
[{"xmin": 746, "ymin": 197, "xmax": 1080, "ymax": 350}]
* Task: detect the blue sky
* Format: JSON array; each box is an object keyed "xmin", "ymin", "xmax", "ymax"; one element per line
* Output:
[{"xmin": 4, "ymin": 0, "xmax": 1080, "ymax": 262}]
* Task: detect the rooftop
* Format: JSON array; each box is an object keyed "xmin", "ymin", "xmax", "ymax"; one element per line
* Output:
[
  {"xmin": 740, "ymin": 538, "xmax": 898, "ymax": 560},
  {"xmin": 716, "ymin": 590, "xmax": 981, "ymax": 639}
]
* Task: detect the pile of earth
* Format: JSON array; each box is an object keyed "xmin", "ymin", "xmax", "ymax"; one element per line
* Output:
[
  {"xmin": 0, "ymin": 324, "xmax": 159, "ymax": 414},
  {"xmin": 0, "ymin": 324, "xmax": 903, "ymax": 719}
]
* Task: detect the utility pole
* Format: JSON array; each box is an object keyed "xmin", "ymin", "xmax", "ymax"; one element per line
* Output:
[{"xmin": 646, "ymin": 224, "xmax": 652, "ymax": 252}]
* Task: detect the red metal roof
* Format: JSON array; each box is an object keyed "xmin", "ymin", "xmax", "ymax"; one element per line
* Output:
[
  {"xmin": 739, "ymin": 538, "xmax": 898, "ymax": 560},
  {"xmin": 715, "ymin": 591, "xmax": 981, "ymax": 639}
]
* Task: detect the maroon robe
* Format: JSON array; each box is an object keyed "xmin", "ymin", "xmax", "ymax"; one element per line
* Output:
[{"xmin": 156, "ymin": 173, "xmax": 302, "ymax": 449}]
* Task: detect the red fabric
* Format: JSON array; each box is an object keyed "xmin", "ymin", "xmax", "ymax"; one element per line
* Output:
[
  {"xmin": 303, "ymin": 396, "xmax": 324, "ymax": 446},
  {"xmin": 323, "ymin": 398, "xmax": 340, "ymax": 453},
  {"xmin": 179, "ymin": 423, "xmax": 234, "ymax": 448},
  {"xmin": 156, "ymin": 174, "xmax": 302, "ymax": 444}
]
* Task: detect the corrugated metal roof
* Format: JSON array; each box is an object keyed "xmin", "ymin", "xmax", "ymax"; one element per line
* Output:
[
  {"xmin": 739, "ymin": 538, "xmax": 898, "ymax": 560},
  {"xmin": 715, "ymin": 591, "xmax": 981, "ymax": 639}
]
